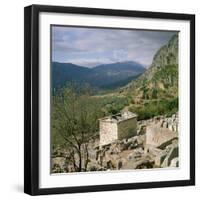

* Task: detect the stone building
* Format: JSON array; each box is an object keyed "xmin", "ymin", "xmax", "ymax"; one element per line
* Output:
[{"xmin": 99, "ymin": 111, "xmax": 137, "ymax": 146}]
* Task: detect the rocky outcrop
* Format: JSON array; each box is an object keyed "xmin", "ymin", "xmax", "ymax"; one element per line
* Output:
[
  {"xmin": 144, "ymin": 34, "xmax": 178, "ymax": 81},
  {"xmin": 123, "ymin": 34, "xmax": 178, "ymax": 101}
]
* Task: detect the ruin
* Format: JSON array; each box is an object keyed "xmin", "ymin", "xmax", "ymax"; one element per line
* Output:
[
  {"xmin": 99, "ymin": 111, "xmax": 137, "ymax": 146},
  {"xmin": 145, "ymin": 124, "xmax": 178, "ymax": 149},
  {"xmin": 52, "ymin": 112, "xmax": 179, "ymax": 173}
]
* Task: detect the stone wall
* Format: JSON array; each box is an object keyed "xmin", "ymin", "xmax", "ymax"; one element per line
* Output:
[
  {"xmin": 146, "ymin": 125, "xmax": 178, "ymax": 148},
  {"xmin": 117, "ymin": 118, "xmax": 137, "ymax": 140},
  {"xmin": 138, "ymin": 112, "xmax": 178, "ymax": 133},
  {"xmin": 99, "ymin": 121, "xmax": 118, "ymax": 146},
  {"xmin": 161, "ymin": 113, "xmax": 178, "ymax": 132}
]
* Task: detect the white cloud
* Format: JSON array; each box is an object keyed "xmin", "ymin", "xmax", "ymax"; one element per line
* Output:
[{"xmin": 52, "ymin": 26, "xmax": 177, "ymax": 67}]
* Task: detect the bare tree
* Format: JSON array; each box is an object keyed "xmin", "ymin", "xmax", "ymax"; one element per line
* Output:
[{"xmin": 52, "ymin": 84, "xmax": 102, "ymax": 172}]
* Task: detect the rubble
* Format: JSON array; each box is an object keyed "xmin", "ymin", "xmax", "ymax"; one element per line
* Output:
[{"xmin": 52, "ymin": 112, "xmax": 179, "ymax": 173}]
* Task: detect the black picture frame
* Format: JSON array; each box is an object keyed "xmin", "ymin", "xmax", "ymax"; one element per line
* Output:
[{"xmin": 24, "ymin": 4, "xmax": 195, "ymax": 196}]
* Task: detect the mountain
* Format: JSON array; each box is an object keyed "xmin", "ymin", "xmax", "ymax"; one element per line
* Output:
[
  {"xmin": 51, "ymin": 62, "xmax": 92, "ymax": 89},
  {"xmin": 123, "ymin": 34, "xmax": 178, "ymax": 100},
  {"xmin": 93, "ymin": 61, "xmax": 145, "ymax": 76},
  {"xmin": 100, "ymin": 74, "xmax": 142, "ymax": 90},
  {"xmin": 52, "ymin": 61, "xmax": 146, "ymax": 90},
  {"xmin": 111, "ymin": 34, "xmax": 179, "ymax": 120},
  {"xmin": 91, "ymin": 61, "xmax": 145, "ymax": 87}
]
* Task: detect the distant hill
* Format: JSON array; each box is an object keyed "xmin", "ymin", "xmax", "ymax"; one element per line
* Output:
[
  {"xmin": 100, "ymin": 74, "xmax": 142, "ymax": 90},
  {"xmin": 52, "ymin": 62, "xmax": 92, "ymax": 89},
  {"xmin": 52, "ymin": 61, "xmax": 146, "ymax": 90},
  {"xmin": 92, "ymin": 61, "xmax": 145, "ymax": 87}
]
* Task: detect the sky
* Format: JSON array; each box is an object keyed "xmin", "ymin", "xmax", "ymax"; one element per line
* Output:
[{"xmin": 52, "ymin": 26, "xmax": 177, "ymax": 68}]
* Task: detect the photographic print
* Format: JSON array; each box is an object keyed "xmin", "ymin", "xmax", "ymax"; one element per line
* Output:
[
  {"xmin": 51, "ymin": 26, "xmax": 179, "ymax": 173},
  {"xmin": 24, "ymin": 5, "xmax": 195, "ymax": 195}
]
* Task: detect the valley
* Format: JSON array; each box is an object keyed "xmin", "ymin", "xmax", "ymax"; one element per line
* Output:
[
  {"xmin": 52, "ymin": 60, "xmax": 146, "ymax": 91},
  {"xmin": 51, "ymin": 33, "xmax": 179, "ymax": 172}
]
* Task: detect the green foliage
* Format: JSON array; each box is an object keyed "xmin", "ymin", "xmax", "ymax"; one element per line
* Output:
[
  {"xmin": 51, "ymin": 83, "xmax": 105, "ymax": 171},
  {"xmin": 51, "ymin": 83, "xmax": 129, "ymax": 148},
  {"xmin": 136, "ymin": 64, "xmax": 178, "ymax": 101},
  {"xmin": 152, "ymin": 89, "xmax": 158, "ymax": 99},
  {"xmin": 130, "ymin": 97, "xmax": 178, "ymax": 120},
  {"xmin": 101, "ymin": 96, "xmax": 129, "ymax": 115},
  {"xmin": 51, "ymin": 84, "xmax": 104, "ymax": 146}
]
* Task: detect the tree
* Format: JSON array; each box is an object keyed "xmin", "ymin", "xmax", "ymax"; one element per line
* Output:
[{"xmin": 52, "ymin": 84, "xmax": 103, "ymax": 172}]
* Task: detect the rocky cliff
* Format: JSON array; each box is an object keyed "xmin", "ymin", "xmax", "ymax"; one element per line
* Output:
[{"xmin": 123, "ymin": 34, "xmax": 179, "ymax": 100}]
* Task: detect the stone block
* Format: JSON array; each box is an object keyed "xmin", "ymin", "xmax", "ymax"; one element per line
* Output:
[{"xmin": 161, "ymin": 145, "xmax": 178, "ymax": 167}]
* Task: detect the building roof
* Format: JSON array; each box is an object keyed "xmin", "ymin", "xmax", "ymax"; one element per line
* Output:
[{"xmin": 99, "ymin": 111, "xmax": 137, "ymax": 123}]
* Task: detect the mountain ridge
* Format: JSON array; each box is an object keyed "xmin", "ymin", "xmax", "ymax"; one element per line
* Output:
[{"xmin": 52, "ymin": 61, "xmax": 146, "ymax": 90}]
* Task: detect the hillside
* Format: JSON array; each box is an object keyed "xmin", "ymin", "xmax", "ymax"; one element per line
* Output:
[
  {"xmin": 51, "ymin": 62, "xmax": 92, "ymax": 89},
  {"xmin": 51, "ymin": 61, "xmax": 146, "ymax": 90},
  {"xmin": 116, "ymin": 34, "xmax": 179, "ymax": 119},
  {"xmin": 92, "ymin": 61, "xmax": 145, "ymax": 88},
  {"xmin": 124, "ymin": 34, "xmax": 178, "ymax": 99}
]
